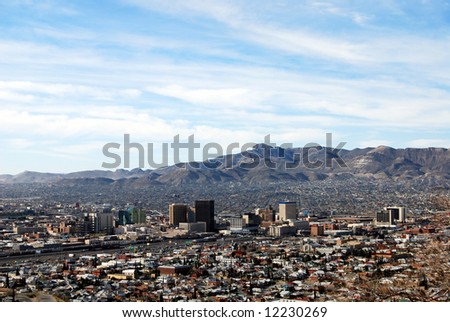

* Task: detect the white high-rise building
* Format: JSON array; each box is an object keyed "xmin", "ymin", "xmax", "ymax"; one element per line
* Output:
[
  {"xmin": 279, "ymin": 202, "xmax": 297, "ymax": 221},
  {"xmin": 385, "ymin": 206, "xmax": 406, "ymax": 223},
  {"xmin": 376, "ymin": 206, "xmax": 406, "ymax": 226}
]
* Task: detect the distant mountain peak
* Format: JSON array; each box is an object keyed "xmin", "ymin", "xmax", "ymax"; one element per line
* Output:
[
  {"xmin": 252, "ymin": 143, "xmax": 277, "ymax": 150},
  {"xmin": 375, "ymin": 145, "xmax": 394, "ymax": 150},
  {"xmin": 0, "ymin": 146, "xmax": 449, "ymax": 184}
]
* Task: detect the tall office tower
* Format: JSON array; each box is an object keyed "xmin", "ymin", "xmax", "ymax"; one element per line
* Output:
[
  {"xmin": 89, "ymin": 213, "xmax": 99, "ymax": 233},
  {"xmin": 279, "ymin": 201, "xmax": 297, "ymax": 221},
  {"xmin": 256, "ymin": 208, "xmax": 276, "ymax": 221},
  {"xmin": 376, "ymin": 210, "xmax": 391, "ymax": 225},
  {"xmin": 118, "ymin": 210, "xmax": 132, "ymax": 226},
  {"xmin": 169, "ymin": 204, "xmax": 188, "ymax": 226},
  {"xmin": 89, "ymin": 212, "xmax": 115, "ymax": 234},
  {"xmin": 130, "ymin": 207, "xmax": 146, "ymax": 224},
  {"xmin": 376, "ymin": 206, "xmax": 406, "ymax": 226},
  {"xmin": 97, "ymin": 213, "xmax": 115, "ymax": 234},
  {"xmin": 76, "ymin": 214, "xmax": 91, "ymax": 236},
  {"xmin": 385, "ymin": 206, "xmax": 406, "ymax": 223},
  {"xmin": 243, "ymin": 212, "xmax": 262, "ymax": 226},
  {"xmin": 195, "ymin": 200, "xmax": 215, "ymax": 232},
  {"xmin": 187, "ymin": 206, "xmax": 196, "ymax": 223}
]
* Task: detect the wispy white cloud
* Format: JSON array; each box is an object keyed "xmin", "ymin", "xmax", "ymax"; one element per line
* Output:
[
  {"xmin": 125, "ymin": 0, "xmax": 450, "ymax": 70},
  {"xmin": 147, "ymin": 85, "xmax": 270, "ymax": 110},
  {"xmin": 0, "ymin": 90, "xmax": 35, "ymax": 103},
  {"xmin": 0, "ymin": 81, "xmax": 110, "ymax": 99},
  {"xmin": 0, "ymin": 40, "xmax": 105, "ymax": 70},
  {"xmin": 124, "ymin": 0, "xmax": 242, "ymax": 26},
  {"xmin": 359, "ymin": 139, "xmax": 392, "ymax": 148},
  {"xmin": 243, "ymin": 24, "xmax": 367, "ymax": 63},
  {"xmin": 408, "ymin": 139, "xmax": 450, "ymax": 148},
  {"xmin": 126, "ymin": 0, "xmax": 366, "ymax": 63},
  {"xmin": 6, "ymin": 0, "xmax": 78, "ymax": 15},
  {"xmin": 31, "ymin": 25, "xmax": 96, "ymax": 41},
  {"xmin": 310, "ymin": 1, "xmax": 372, "ymax": 25},
  {"xmin": 3, "ymin": 138, "xmax": 34, "ymax": 149}
]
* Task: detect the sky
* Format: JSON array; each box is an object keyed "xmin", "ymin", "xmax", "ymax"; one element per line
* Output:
[{"xmin": 1, "ymin": 0, "xmax": 450, "ymax": 174}]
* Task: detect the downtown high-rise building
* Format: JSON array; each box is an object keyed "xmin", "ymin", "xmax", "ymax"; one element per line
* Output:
[
  {"xmin": 169, "ymin": 204, "xmax": 188, "ymax": 226},
  {"xmin": 118, "ymin": 210, "xmax": 132, "ymax": 226},
  {"xmin": 376, "ymin": 206, "xmax": 406, "ymax": 225},
  {"xmin": 195, "ymin": 200, "xmax": 215, "ymax": 232},
  {"xmin": 88, "ymin": 212, "xmax": 115, "ymax": 234},
  {"xmin": 130, "ymin": 207, "xmax": 146, "ymax": 224},
  {"xmin": 279, "ymin": 201, "xmax": 297, "ymax": 221},
  {"xmin": 385, "ymin": 206, "xmax": 406, "ymax": 223}
]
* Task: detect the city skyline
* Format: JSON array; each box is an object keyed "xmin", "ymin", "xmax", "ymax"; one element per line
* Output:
[{"xmin": 1, "ymin": 1, "xmax": 450, "ymax": 174}]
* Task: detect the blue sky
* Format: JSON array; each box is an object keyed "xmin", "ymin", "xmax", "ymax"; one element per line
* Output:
[{"xmin": 1, "ymin": 0, "xmax": 450, "ymax": 174}]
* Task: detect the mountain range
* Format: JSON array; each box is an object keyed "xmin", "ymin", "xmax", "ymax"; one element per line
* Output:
[{"xmin": 1, "ymin": 145, "xmax": 449, "ymax": 185}]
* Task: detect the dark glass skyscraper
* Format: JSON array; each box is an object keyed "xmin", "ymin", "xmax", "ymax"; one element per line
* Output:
[
  {"xmin": 195, "ymin": 200, "xmax": 215, "ymax": 232},
  {"xmin": 118, "ymin": 210, "xmax": 132, "ymax": 226}
]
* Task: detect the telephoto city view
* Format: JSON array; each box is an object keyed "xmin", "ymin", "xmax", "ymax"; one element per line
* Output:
[{"xmin": 0, "ymin": 0, "xmax": 449, "ymax": 312}]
